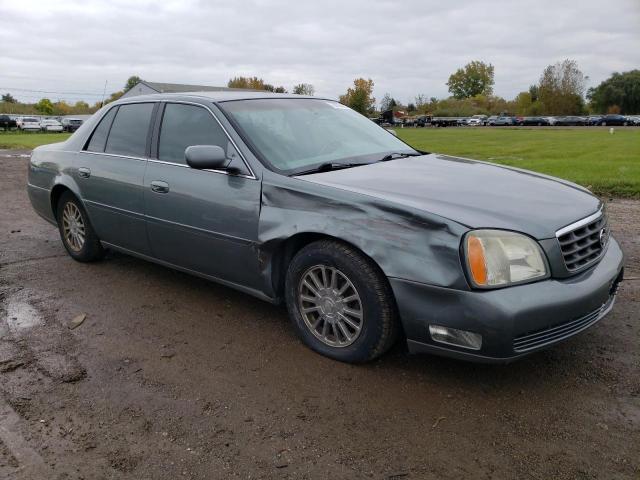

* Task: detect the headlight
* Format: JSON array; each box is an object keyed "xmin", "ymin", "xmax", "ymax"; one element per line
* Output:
[{"xmin": 464, "ymin": 230, "xmax": 548, "ymax": 288}]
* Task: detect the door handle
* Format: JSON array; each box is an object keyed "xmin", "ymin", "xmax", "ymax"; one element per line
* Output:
[
  {"xmin": 78, "ymin": 167, "xmax": 91, "ymax": 178},
  {"xmin": 150, "ymin": 180, "xmax": 170, "ymax": 194}
]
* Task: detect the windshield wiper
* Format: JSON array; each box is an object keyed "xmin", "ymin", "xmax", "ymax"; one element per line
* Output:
[
  {"xmin": 378, "ymin": 152, "xmax": 421, "ymax": 162},
  {"xmin": 293, "ymin": 162, "xmax": 369, "ymax": 176}
]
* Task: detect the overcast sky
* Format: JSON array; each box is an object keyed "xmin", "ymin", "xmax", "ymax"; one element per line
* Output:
[{"xmin": 1, "ymin": 0, "xmax": 639, "ymax": 105}]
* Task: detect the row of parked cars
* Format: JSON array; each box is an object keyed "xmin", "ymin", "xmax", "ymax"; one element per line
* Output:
[
  {"xmin": 460, "ymin": 114, "xmax": 640, "ymax": 127},
  {"xmin": 0, "ymin": 115, "xmax": 84, "ymax": 132}
]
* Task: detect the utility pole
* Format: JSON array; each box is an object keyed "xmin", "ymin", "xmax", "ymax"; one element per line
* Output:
[{"xmin": 100, "ymin": 80, "xmax": 108, "ymax": 108}]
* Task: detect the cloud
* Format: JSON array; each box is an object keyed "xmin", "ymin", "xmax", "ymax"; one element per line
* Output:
[{"xmin": 1, "ymin": 0, "xmax": 638, "ymax": 105}]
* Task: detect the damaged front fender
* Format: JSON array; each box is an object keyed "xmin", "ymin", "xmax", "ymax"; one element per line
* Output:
[{"xmin": 257, "ymin": 171, "xmax": 470, "ymax": 299}]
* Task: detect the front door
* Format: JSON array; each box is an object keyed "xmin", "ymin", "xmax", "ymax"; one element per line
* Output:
[{"xmin": 143, "ymin": 102, "xmax": 262, "ymax": 290}]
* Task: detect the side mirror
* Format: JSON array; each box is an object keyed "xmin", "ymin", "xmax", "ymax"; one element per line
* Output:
[{"xmin": 185, "ymin": 145, "xmax": 229, "ymax": 170}]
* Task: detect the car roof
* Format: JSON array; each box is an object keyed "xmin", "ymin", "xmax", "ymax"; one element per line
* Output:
[{"xmin": 115, "ymin": 90, "xmax": 331, "ymax": 104}]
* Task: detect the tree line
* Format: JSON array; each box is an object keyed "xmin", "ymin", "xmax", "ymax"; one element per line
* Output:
[
  {"xmin": 343, "ymin": 61, "xmax": 640, "ymax": 117},
  {"xmin": 2, "ymin": 63, "xmax": 637, "ymax": 117}
]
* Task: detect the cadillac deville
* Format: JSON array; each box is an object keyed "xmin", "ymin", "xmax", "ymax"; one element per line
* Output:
[{"xmin": 27, "ymin": 92, "xmax": 624, "ymax": 363}]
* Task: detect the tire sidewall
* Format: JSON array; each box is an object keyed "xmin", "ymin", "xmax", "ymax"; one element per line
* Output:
[{"xmin": 285, "ymin": 245, "xmax": 389, "ymax": 363}]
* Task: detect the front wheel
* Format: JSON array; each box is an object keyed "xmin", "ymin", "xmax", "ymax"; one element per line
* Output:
[
  {"xmin": 56, "ymin": 191, "xmax": 105, "ymax": 262},
  {"xmin": 285, "ymin": 240, "xmax": 398, "ymax": 363}
]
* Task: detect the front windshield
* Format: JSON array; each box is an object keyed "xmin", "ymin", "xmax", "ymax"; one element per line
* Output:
[{"xmin": 220, "ymin": 98, "xmax": 418, "ymax": 174}]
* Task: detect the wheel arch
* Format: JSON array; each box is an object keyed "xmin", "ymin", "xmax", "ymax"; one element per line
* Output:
[
  {"xmin": 266, "ymin": 232, "xmax": 392, "ymax": 303},
  {"xmin": 50, "ymin": 181, "xmax": 85, "ymax": 222}
]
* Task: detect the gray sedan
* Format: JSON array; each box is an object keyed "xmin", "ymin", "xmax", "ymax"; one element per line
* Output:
[{"xmin": 27, "ymin": 92, "xmax": 624, "ymax": 363}]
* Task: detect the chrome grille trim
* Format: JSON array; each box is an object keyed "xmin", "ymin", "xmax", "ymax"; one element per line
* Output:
[
  {"xmin": 556, "ymin": 208, "xmax": 608, "ymax": 272},
  {"xmin": 556, "ymin": 208, "xmax": 604, "ymax": 237}
]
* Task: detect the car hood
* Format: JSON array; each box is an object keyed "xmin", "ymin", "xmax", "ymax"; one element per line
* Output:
[{"xmin": 296, "ymin": 154, "xmax": 601, "ymax": 239}]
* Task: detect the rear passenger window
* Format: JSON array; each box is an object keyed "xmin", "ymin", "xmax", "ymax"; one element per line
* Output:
[
  {"xmin": 105, "ymin": 103, "xmax": 155, "ymax": 157},
  {"xmin": 158, "ymin": 103, "xmax": 228, "ymax": 164},
  {"xmin": 86, "ymin": 107, "xmax": 117, "ymax": 153}
]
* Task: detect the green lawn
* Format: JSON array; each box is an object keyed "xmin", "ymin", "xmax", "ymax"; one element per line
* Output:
[
  {"xmin": 2, "ymin": 128, "xmax": 639, "ymax": 197},
  {"xmin": 395, "ymin": 127, "xmax": 640, "ymax": 198},
  {"xmin": 0, "ymin": 132, "xmax": 71, "ymax": 150}
]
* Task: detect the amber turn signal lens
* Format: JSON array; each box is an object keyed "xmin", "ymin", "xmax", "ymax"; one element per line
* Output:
[{"xmin": 467, "ymin": 235, "xmax": 488, "ymax": 286}]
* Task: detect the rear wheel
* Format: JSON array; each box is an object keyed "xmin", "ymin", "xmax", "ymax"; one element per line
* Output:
[
  {"xmin": 56, "ymin": 191, "xmax": 105, "ymax": 262},
  {"xmin": 285, "ymin": 240, "xmax": 398, "ymax": 363}
]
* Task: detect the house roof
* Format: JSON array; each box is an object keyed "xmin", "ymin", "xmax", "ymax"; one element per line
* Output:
[
  {"xmin": 115, "ymin": 90, "xmax": 324, "ymax": 103},
  {"xmin": 140, "ymin": 81, "xmax": 239, "ymax": 93}
]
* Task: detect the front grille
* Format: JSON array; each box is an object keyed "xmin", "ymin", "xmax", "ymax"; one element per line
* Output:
[
  {"xmin": 513, "ymin": 294, "xmax": 615, "ymax": 352},
  {"xmin": 557, "ymin": 211, "xmax": 608, "ymax": 272}
]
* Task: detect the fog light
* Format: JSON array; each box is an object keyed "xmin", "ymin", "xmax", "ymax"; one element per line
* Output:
[{"xmin": 429, "ymin": 325, "xmax": 482, "ymax": 350}]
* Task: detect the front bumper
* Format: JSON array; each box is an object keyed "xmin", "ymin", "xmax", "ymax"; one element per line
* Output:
[{"xmin": 390, "ymin": 238, "xmax": 624, "ymax": 363}]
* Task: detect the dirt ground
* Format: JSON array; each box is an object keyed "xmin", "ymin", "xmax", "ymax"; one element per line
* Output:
[{"xmin": 0, "ymin": 149, "xmax": 638, "ymax": 480}]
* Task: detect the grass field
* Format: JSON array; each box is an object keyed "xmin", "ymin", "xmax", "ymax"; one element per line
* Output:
[
  {"xmin": 395, "ymin": 127, "xmax": 640, "ymax": 197},
  {"xmin": 1, "ymin": 128, "xmax": 639, "ymax": 197},
  {"xmin": 0, "ymin": 131, "xmax": 71, "ymax": 150}
]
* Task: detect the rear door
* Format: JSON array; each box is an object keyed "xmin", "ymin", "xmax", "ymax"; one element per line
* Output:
[
  {"xmin": 143, "ymin": 102, "xmax": 262, "ymax": 289},
  {"xmin": 76, "ymin": 102, "xmax": 157, "ymax": 254}
]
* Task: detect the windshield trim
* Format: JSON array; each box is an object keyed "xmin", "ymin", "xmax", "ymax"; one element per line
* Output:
[{"xmin": 215, "ymin": 98, "xmax": 420, "ymax": 176}]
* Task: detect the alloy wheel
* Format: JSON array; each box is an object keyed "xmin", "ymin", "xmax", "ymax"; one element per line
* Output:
[
  {"xmin": 298, "ymin": 265, "xmax": 363, "ymax": 347},
  {"xmin": 62, "ymin": 202, "xmax": 85, "ymax": 252}
]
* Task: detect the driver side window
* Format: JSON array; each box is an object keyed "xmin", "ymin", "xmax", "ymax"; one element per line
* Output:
[{"xmin": 158, "ymin": 103, "xmax": 232, "ymax": 165}]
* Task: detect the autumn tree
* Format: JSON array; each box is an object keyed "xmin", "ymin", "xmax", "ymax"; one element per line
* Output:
[
  {"xmin": 228, "ymin": 76, "xmax": 285, "ymax": 92},
  {"xmin": 339, "ymin": 78, "xmax": 375, "ymax": 114},
  {"xmin": 292, "ymin": 83, "xmax": 315, "ymax": 95},
  {"xmin": 414, "ymin": 94, "xmax": 428, "ymax": 112},
  {"xmin": 587, "ymin": 70, "xmax": 640, "ymax": 114},
  {"xmin": 537, "ymin": 59, "xmax": 586, "ymax": 115},
  {"xmin": 35, "ymin": 98, "xmax": 54, "ymax": 115},
  {"xmin": 263, "ymin": 84, "xmax": 287, "ymax": 93},
  {"xmin": 103, "ymin": 90, "xmax": 124, "ymax": 105},
  {"xmin": 124, "ymin": 75, "xmax": 143, "ymax": 92},
  {"xmin": 379, "ymin": 93, "xmax": 397, "ymax": 112},
  {"xmin": 446, "ymin": 61, "xmax": 494, "ymax": 99},
  {"xmin": 53, "ymin": 100, "xmax": 72, "ymax": 116}
]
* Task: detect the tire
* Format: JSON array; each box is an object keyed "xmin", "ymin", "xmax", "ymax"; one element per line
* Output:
[
  {"xmin": 285, "ymin": 240, "xmax": 398, "ymax": 363},
  {"xmin": 56, "ymin": 191, "xmax": 105, "ymax": 262}
]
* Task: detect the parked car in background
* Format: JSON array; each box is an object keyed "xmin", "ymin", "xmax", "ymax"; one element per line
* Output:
[
  {"xmin": 554, "ymin": 116, "xmax": 587, "ymax": 126},
  {"xmin": 586, "ymin": 115, "xmax": 603, "ymax": 126},
  {"xmin": 0, "ymin": 114, "xmax": 18, "ymax": 131},
  {"xmin": 415, "ymin": 115, "xmax": 429, "ymax": 127},
  {"xmin": 17, "ymin": 117, "xmax": 41, "ymax": 131},
  {"xmin": 486, "ymin": 115, "xmax": 498, "ymax": 126},
  {"xmin": 40, "ymin": 119, "xmax": 64, "ymax": 132},
  {"xmin": 27, "ymin": 92, "xmax": 624, "ymax": 364},
  {"xmin": 493, "ymin": 116, "xmax": 516, "ymax": 126},
  {"xmin": 597, "ymin": 114, "xmax": 630, "ymax": 126},
  {"xmin": 61, "ymin": 118, "xmax": 84, "ymax": 132},
  {"xmin": 626, "ymin": 116, "xmax": 640, "ymax": 126},
  {"xmin": 467, "ymin": 115, "xmax": 487, "ymax": 126},
  {"xmin": 517, "ymin": 116, "xmax": 550, "ymax": 126}
]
